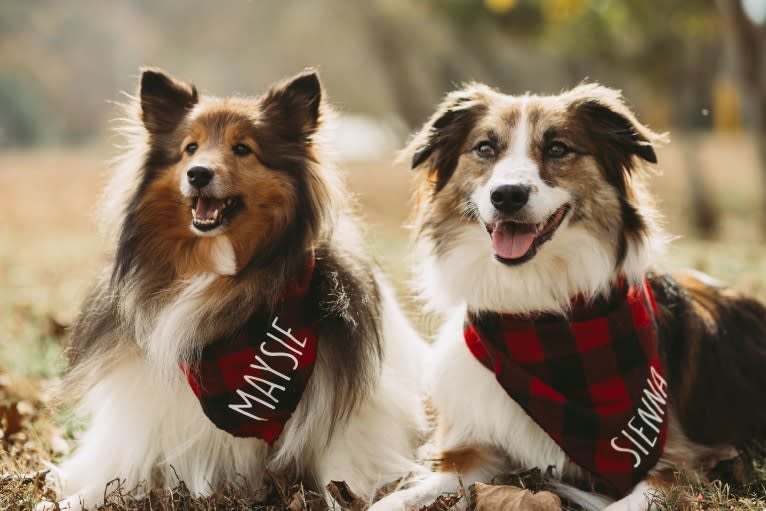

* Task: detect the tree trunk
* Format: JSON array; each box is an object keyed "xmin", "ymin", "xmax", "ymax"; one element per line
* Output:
[
  {"xmin": 354, "ymin": 2, "xmax": 431, "ymax": 129},
  {"xmin": 716, "ymin": 0, "xmax": 766, "ymax": 236}
]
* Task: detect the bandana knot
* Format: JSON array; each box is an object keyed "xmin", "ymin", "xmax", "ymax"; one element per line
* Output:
[{"xmin": 464, "ymin": 279, "xmax": 668, "ymax": 495}]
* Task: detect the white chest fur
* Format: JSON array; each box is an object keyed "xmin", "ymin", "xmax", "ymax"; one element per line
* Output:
[{"xmin": 428, "ymin": 310, "xmax": 570, "ymax": 474}]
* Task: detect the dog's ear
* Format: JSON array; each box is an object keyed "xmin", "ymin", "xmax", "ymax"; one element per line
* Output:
[
  {"xmin": 567, "ymin": 84, "xmax": 664, "ymax": 191},
  {"xmin": 567, "ymin": 84, "xmax": 667, "ymax": 267},
  {"xmin": 407, "ymin": 85, "xmax": 488, "ymax": 192},
  {"xmin": 139, "ymin": 68, "xmax": 198, "ymax": 135},
  {"xmin": 261, "ymin": 69, "xmax": 323, "ymax": 141}
]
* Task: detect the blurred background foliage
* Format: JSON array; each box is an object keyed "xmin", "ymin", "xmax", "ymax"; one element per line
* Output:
[
  {"xmin": 5, "ymin": 0, "xmax": 763, "ymax": 234},
  {"xmin": 0, "ymin": 0, "xmax": 764, "ymax": 242},
  {"xmin": 0, "ymin": 0, "xmax": 760, "ymax": 141}
]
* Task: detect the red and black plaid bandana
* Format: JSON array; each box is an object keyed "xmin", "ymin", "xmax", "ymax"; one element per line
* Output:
[
  {"xmin": 464, "ymin": 279, "xmax": 668, "ymax": 495},
  {"xmin": 180, "ymin": 255, "xmax": 318, "ymax": 445}
]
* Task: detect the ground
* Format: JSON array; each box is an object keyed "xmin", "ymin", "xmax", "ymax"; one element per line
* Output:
[{"xmin": 1, "ymin": 135, "xmax": 765, "ymax": 510}]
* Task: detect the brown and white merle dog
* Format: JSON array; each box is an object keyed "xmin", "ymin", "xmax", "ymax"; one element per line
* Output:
[
  {"xmin": 370, "ymin": 83, "xmax": 766, "ymax": 511},
  {"xmin": 38, "ymin": 69, "xmax": 426, "ymax": 510}
]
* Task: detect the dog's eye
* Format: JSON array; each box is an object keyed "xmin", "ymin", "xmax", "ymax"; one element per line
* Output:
[
  {"xmin": 545, "ymin": 142, "xmax": 570, "ymax": 158},
  {"xmin": 184, "ymin": 142, "xmax": 198, "ymax": 155},
  {"xmin": 474, "ymin": 141, "xmax": 497, "ymax": 159},
  {"xmin": 232, "ymin": 143, "xmax": 252, "ymax": 156}
]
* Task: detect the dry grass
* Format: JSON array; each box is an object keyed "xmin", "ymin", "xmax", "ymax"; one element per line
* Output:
[{"xmin": 1, "ymin": 134, "xmax": 765, "ymax": 510}]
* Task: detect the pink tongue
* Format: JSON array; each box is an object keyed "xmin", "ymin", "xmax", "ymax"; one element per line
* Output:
[
  {"xmin": 491, "ymin": 223, "xmax": 536, "ymax": 259},
  {"xmin": 195, "ymin": 197, "xmax": 224, "ymax": 221}
]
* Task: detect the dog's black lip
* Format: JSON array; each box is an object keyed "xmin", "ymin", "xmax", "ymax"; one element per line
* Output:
[
  {"xmin": 487, "ymin": 204, "xmax": 571, "ymax": 265},
  {"xmin": 190, "ymin": 195, "xmax": 243, "ymax": 232},
  {"xmin": 494, "ymin": 247, "xmax": 538, "ymax": 266}
]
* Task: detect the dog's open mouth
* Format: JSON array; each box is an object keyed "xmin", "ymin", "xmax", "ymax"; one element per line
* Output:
[
  {"xmin": 191, "ymin": 196, "xmax": 242, "ymax": 232},
  {"xmin": 485, "ymin": 204, "xmax": 571, "ymax": 265}
]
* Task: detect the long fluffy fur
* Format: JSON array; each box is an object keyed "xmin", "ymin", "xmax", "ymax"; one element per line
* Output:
[
  {"xmin": 45, "ymin": 69, "xmax": 427, "ymax": 510},
  {"xmin": 371, "ymin": 83, "xmax": 766, "ymax": 511}
]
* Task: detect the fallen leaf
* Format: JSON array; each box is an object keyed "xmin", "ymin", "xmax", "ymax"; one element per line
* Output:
[
  {"xmin": 286, "ymin": 485, "xmax": 327, "ymax": 511},
  {"xmin": 0, "ymin": 402, "xmax": 23, "ymax": 436},
  {"xmin": 473, "ymin": 482, "xmax": 561, "ymax": 511},
  {"xmin": 491, "ymin": 467, "xmax": 547, "ymax": 491},
  {"xmin": 288, "ymin": 490, "xmax": 307, "ymax": 511},
  {"xmin": 0, "ymin": 469, "xmax": 49, "ymax": 485},
  {"xmin": 327, "ymin": 480, "xmax": 365, "ymax": 511},
  {"xmin": 418, "ymin": 492, "xmax": 464, "ymax": 511}
]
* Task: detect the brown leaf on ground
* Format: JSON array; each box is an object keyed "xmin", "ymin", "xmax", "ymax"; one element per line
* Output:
[
  {"xmin": 0, "ymin": 402, "xmax": 23, "ymax": 436},
  {"xmin": 288, "ymin": 490, "xmax": 308, "ymax": 511},
  {"xmin": 284, "ymin": 483, "xmax": 327, "ymax": 511},
  {"xmin": 0, "ymin": 469, "xmax": 49, "ymax": 485},
  {"xmin": 491, "ymin": 467, "xmax": 549, "ymax": 491},
  {"xmin": 418, "ymin": 492, "xmax": 464, "ymax": 511},
  {"xmin": 472, "ymin": 483, "xmax": 561, "ymax": 511},
  {"xmin": 326, "ymin": 480, "xmax": 365, "ymax": 511}
]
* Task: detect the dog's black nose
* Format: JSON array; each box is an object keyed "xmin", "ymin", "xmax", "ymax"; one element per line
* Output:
[
  {"xmin": 187, "ymin": 166, "xmax": 214, "ymax": 188},
  {"xmin": 490, "ymin": 184, "xmax": 530, "ymax": 213}
]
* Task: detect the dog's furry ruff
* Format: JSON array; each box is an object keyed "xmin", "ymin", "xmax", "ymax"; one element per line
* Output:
[
  {"xmin": 371, "ymin": 83, "xmax": 766, "ymax": 511},
  {"xmin": 44, "ymin": 69, "xmax": 426, "ymax": 510}
]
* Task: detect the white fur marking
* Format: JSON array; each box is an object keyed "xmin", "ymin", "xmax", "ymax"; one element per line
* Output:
[
  {"xmin": 211, "ymin": 235, "xmax": 237, "ymax": 275},
  {"xmin": 416, "ymin": 223, "xmax": 615, "ymax": 314},
  {"xmin": 141, "ymin": 273, "xmax": 217, "ymax": 379},
  {"xmin": 473, "ymin": 99, "xmax": 571, "ymax": 225}
]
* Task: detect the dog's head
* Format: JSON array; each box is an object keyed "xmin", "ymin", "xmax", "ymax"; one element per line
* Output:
[
  {"xmin": 112, "ymin": 68, "xmax": 333, "ymax": 283},
  {"xmin": 409, "ymin": 83, "xmax": 665, "ymax": 313}
]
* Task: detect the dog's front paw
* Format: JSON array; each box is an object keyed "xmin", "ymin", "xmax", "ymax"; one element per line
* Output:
[{"xmin": 36, "ymin": 496, "xmax": 84, "ymax": 511}]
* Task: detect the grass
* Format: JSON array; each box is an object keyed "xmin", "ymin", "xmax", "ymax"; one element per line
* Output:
[{"xmin": 1, "ymin": 135, "xmax": 765, "ymax": 510}]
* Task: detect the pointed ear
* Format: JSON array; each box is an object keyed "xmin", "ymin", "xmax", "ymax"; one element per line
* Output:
[
  {"xmin": 260, "ymin": 69, "xmax": 323, "ymax": 140},
  {"xmin": 406, "ymin": 84, "xmax": 489, "ymax": 192},
  {"xmin": 568, "ymin": 84, "xmax": 662, "ymax": 162},
  {"xmin": 139, "ymin": 68, "xmax": 198, "ymax": 135}
]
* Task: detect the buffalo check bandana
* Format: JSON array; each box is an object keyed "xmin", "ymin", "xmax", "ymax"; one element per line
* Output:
[
  {"xmin": 180, "ymin": 254, "xmax": 318, "ymax": 445},
  {"xmin": 464, "ymin": 279, "xmax": 668, "ymax": 495}
]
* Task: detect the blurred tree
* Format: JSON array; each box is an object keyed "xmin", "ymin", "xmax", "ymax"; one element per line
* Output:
[
  {"xmin": 716, "ymin": 0, "xmax": 766, "ymax": 235},
  {"xmin": 354, "ymin": 1, "xmax": 433, "ymax": 128},
  {"xmin": 0, "ymin": 74, "xmax": 50, "ymax": 146},
  {"xmin": 424, "ymin": 0, "xmax": 721, "ymax": 126}
]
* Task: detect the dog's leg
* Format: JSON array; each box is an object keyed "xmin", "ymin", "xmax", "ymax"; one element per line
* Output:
[
  {"xmin": 313, "ymin": 363, "xmax": 428, "ymax": 505},
  {"xmin": 369, "ymin": 445, "xmax": 506, "ymax": 511},
  {"xmin": 312, "ymin": 279, "xmax": 430, "ymax": 504},
  {"xmin": 39, "ymin": 354, "xmax": 267, "ymax": 510},
  {"xmin": 36, "ymin": 356, "xmax": 157, "ymax": 510},
  {"xmin": 312, "ymin": 393, "xmax": 425, "ymax": 498}
]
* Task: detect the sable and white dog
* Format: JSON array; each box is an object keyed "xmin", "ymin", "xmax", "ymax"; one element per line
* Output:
[
  {"xmin": 39, "ymin": 69, "xmax": 426, "ymax": 510},
  {"xmin": 371, "ymin": 83, "xmax": 766, "ymax": 511}
]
